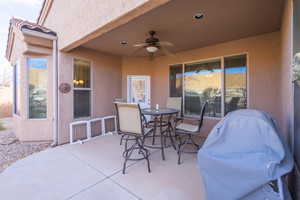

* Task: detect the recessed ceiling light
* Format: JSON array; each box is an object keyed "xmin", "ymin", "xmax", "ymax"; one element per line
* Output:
[
  {"xmin": 194, "ymin": 13, "xmax": 204, "ymax": 20},
  {"xmin": 120, "ymin": 41, "xmax": 128, "ymax": 45}
]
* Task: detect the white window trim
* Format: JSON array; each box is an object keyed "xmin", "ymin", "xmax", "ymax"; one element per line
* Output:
[
  {"xmin": 13, "ymin": 61, "xmax": 20, "ymax": 117},
  {"xmin": 26, "ymin": 57, "xmax": 49, "ymax": 120},
  {"xmin": 170, "ymin": 53, "xmax": 249, "ymax": 119},
  {"xmin": 72, "ymin": 58, "xmax": 93, "ymax": 120}
]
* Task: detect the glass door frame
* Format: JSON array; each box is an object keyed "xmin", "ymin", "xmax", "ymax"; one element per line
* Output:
[{"xmin": 127, "ymin": 75, "xmax": 151, "ymax": 108}]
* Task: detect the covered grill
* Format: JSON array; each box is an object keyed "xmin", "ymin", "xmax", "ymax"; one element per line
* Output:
[{"xmin": 198, "ymin": 109, "xmax": 294, "ymax": 200}]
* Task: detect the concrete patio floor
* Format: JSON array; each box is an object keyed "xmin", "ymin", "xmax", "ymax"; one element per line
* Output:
[{"xmin": 0, "ymin": 135, "xmax": 205, "ymax": 200}]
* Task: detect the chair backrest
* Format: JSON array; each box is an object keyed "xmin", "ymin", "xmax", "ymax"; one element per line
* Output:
[
  {"xmin": 166, "ymin": 97, "xmax": 182, "ymax": 116},
  {"xmin": 115, "ymin": 103, "xmax": 143, "ymax": 134},
  {"xmin": 198, "ymin": 101, "xmax": 208, "ymax": 131}
]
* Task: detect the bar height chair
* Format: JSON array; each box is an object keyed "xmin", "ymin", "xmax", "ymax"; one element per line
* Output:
[
  {"xmin": 115, "ymin": 102, "xmax": 153, "ymax": 174},
  {"xmin": 175, "ymin": 101, "xmax": 207, "ymax": 164}
]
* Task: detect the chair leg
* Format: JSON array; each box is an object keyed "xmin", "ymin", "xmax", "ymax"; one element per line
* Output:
[
  {"xmin": 189, "ymin": 135, "xmax": 199, "ymax": 149},
  {"xmin": 177, "ymin": 135, "xmax": 189, "ymax": 165},
  {"xmin": 124, "ymin": 136, "xmax": 129, "ymax": 152},
  {"xmin": 152, "ymin": 131, "xmax": 156, "ymax": 145},
  {"xmin": 160, "ymin": 132, "xmax": 165, "ymax": 160},
  {"xmin": 123, "ymin": 136, "xmax": 151, "ymax": 174},
  {"xmin": 177, "ymin": 136, "xmax": 184, "ymax": 164},
  {"xmin": 138, "ymin": 137, "xmax": 151, "ymax": 173},
  {"xmin": 120, "ymin": 134, "xmax": 125, "ymax": 145},
  {"xmin": 122, "ymin": 138, "xmax": 137, "ymax": 174},
  {"xmin": 152, "ymin": 122, "xmax": 157, "ymax": 145},
  {"xmin": 163, "ymin": 131, "xmax": 167, "ymax": 147},
  {"xmin": 122, "ymin": 139, "xmax": 129, "ymax": 174},
  {"xmin": 168, "ymin": 125, "xmax": 177, "ymax": 150},
  {"xmin": 177, "ymin": 136, "xmax": 182, "ymax": 155}
]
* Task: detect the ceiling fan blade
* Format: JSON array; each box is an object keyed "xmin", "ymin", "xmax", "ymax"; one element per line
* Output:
[
  {"xmin": 160, "ymin": 46, "xmax": 176, "ymax": 58},
  {"xmin": 129, "ymin": 46, "xmax": 145, "ymax": 56},
  {"xmin": 158, "ymin": 41, "xmax": 174, "ymax": 47},
  {"xmin": 133, "ymin": 43, "xmax": 148, "ymax": 47}
]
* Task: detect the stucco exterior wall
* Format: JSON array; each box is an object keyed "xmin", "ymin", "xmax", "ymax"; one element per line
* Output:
[
  {"xmin": 280, "ymin": 0, "xmax": 293, "ymax": 143},
  {"xmin": 122, "ymin": 32, "xmax": 282, "ymax": 136},
  {"xmin": 0, "ymin": 86, "xmax": 12, "ymax": 118},
  {"xmin": 9, "ymin": 31, "xmax": 54, "ymax": 141},
  {"xmin": 57, "ymin": 47, "xmax": 122, "ymax": 144},
  {"xmin": 42, "ymin": 0, "xmax": 169, "ymax": 51}
]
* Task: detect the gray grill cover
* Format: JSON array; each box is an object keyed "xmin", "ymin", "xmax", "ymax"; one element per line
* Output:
[{"xmin": 197, "ymin": 109, "xmax": 294, "ymax": 200}]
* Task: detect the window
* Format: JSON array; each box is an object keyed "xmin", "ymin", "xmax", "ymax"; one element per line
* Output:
[
  {"xmin": 184, "ymin": 60, "xmax": 222, "ymax": 117},
  {"xmin": 13, "ymin": 61, "xmax": 21, "ymax": 115},
  {"xmin": 169, "ymin": 54, "xmax": 247, "ymax": 118},
  {"xmin": 28, "ymin": 58, "xmax": 48, "ymax": 119},
  {"xmin": 169, "ymin": 64, "xmax": 183, "ymax": 97},
  {"xmin": 73, "ymin": 58, "xmax": 91, "ymax": 118},
  {"xmin": 224, "ymin": 55, "xmax": 247, "ymax": 114}
]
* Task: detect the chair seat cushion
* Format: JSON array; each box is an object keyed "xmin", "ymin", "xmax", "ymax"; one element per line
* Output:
[{"xmin": 176, "ymin": 123, "xmax": 198, "ymax": 132}]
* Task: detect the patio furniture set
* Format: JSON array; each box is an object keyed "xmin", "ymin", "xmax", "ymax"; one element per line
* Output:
[{"xmin": 114, "ymin": 97, "xmax": 207, "ymax": 174}]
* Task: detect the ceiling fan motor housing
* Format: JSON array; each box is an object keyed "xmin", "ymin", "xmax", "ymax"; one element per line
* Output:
[{"xmin": 146, "ymin": 30, "xmax": 159, "ymax": 45}]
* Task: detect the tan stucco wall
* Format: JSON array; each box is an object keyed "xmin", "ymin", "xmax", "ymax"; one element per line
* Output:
[
  {"xmin": 0, "ymin": 86, "xmax": 12, "ymax": 118},
  {"xmin": 57, "ymin": 47, "xmax": 122, "ymax": 144},
  {"xmin": 42, "ymin": 0, "xmax": 169, "ymax": 51},
  {"xmin": 279, "ymin": 0, "xmax": 293, "ymax": 143},
  {"xmin": 122, "ymin": 32, "xmax": 282, "ymax": 136},
  {"xmin": 8, "ymin": 28, "xmax": 54, "ymax": 142}
]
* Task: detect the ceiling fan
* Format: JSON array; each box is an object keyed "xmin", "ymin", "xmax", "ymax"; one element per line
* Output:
[{"xmin": 132, "ymin": 31, "xmax": 175, "ymax": 59}]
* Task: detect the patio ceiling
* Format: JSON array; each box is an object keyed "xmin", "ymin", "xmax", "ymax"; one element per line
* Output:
[{"xmin": 81, "ymin": 0, "xmax": 284, "ymax": 57}]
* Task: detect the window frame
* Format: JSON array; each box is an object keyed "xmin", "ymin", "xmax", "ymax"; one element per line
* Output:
[
  {"xmin": 169, "ymin": 53, "xmax": 249, "ymax": 119},
  {"xmin": 72, "ymin": 58, "xmax": 93, "ymax": 120},
  {"xmin": 169, "ymin": 64, "xmax": 184, "ymax": 98},
  {"xmin": 26, "ymin": 57, "xmax": 48, "ymax": 120},
  {"xmin": 13, "ymin": 60, "xmax": 20, "ymax": 117}
]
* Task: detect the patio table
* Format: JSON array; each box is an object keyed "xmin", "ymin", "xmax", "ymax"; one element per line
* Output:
[{"xmin": 141, "ymin": 107, "xmax": 179, "ymax": 160}]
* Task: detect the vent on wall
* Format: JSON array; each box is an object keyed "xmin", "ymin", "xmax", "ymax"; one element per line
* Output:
[{"xmin": 69, "ymin": 116, "xmax": 117, "ymax": 144}]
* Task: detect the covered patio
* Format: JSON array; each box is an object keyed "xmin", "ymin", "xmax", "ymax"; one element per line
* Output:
[
  {"xmin": 1, "ymin": 0, "xmax": 296, "ymax": 199},
  {"xmin": 0, "ymin": 134, "xmax": 205, "ymax": 200},
  {"xmin": 58, "ymin": 0, "xmax": 288, "ymax": 146}
]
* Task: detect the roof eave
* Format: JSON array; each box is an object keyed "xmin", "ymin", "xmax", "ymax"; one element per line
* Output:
[
  {"xmin": 37, "ymin": 0, "xmax": 53, "ymax": 25},
  {"xmin": 5, "ymin": 23, "xmax": 14, "ymax": 61}
]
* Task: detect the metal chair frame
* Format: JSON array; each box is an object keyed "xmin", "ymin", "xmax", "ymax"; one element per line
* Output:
[
  {"xmin": 175, "ymin": 101, "xmax": 208, "ymax": 164},
  {"xmin": 115, "ymin": 103, "xmax": 153, "ymax": 174}
]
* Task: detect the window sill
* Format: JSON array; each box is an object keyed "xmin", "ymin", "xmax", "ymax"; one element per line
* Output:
[
  {"xmin": 73, "ymin": 116, "xmax": 92, "ymax": 121},
  {"xmin": 27, "ymin": 118, "xmax": 48, "ymax": 121},
  {"xmin": 184, "ymin": 114, "xmax": 222, "ymax": 120}
]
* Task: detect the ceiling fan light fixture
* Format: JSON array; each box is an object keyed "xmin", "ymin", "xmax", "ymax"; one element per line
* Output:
[{"xmin": 146, "ymin": 46, "xmax": 158, "ymax": 53}]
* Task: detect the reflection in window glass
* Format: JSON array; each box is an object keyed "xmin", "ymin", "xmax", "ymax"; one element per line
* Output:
[
  {"xmin": 131, "ymin": 79, "xmax": 146, "ymax": 103},
  {"xmin": 169, "ymin": 64, "xmax": 183, "ymax": 97},
  {"xmin": 74, "ymin": 90, "xmax": 91, "ymax": 118},
  {"xmin": 184, "ymin": 60, "xmax": 221, "ymax": 117},
  {"xmin": 73, "ymin": 59, "xmax": 91, "ymax": 88},
  {"xmin": 28, "ymin": 58, "xmax": 47, "ymax": 119},
  {"xmin": 224, "ymin": 55, "xmax": 247, "ymax": 114}
]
